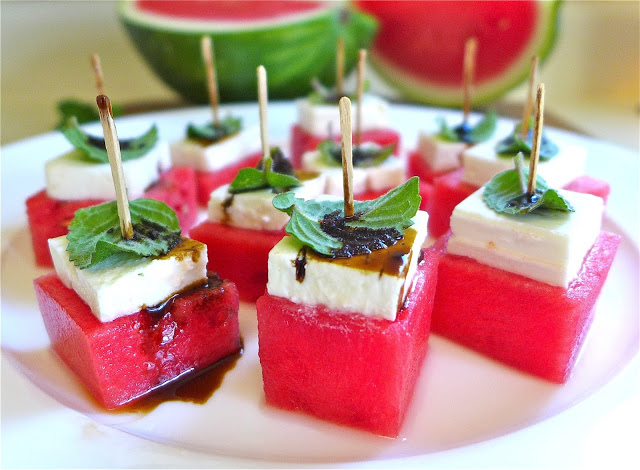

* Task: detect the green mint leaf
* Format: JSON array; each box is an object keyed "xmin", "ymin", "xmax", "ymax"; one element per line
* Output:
[
  {"xmin": 436, "ymin": 110, "xmax": 497, "ymax": 144},
  {"xmin": 186, "ymin": 115, "xmax": 242, "ymax": 143},
  {"xmin": 307, "ymin": 77, "xmax": 370, "ymax": 105},
  {"xmin": 55, "ymin": 99, "xmax": 123, "ymax": 129},
  {"xmin": 483, "ymin": 168, "xmax": 574, "ymax": 215},
  {"xmin": 60, "ymin": 117, "xmax": 158, "ymax": 163},
  {"xmin": 229, "ymin": 148, "xmax": 300, "ymax": 194},
  {"xmin": 496, "ymin": 124, "xmax": 560, "ymax": 160},
  {"xmin": 66, "ymin": 198, "xmax": 182, "ymax": 269},
  {"xmin": 273, "ymin": 177, "xmax": 421, "ymax": 257},
  {"xmin": 317, "ymin": 140, "xmax": 395, "ymax": 168}
]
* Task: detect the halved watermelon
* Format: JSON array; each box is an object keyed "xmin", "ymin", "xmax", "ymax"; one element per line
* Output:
[
  {"xmin": 355, "ymin": 0, "xmax": 561, "ymax": 106},
  {"xmin": 118, "ymin": 0, "xmax": 378, "ymax": 102}
]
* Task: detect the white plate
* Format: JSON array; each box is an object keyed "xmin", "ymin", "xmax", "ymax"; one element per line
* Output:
[{"xmin": 2, "ymin": 103, "xmax": 638, "ymax": 467}]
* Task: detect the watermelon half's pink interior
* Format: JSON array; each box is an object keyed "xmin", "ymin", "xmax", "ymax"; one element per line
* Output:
[
  {"xmin": 136, "ymin": 0, "xmax": 325, "ymax": 21},
  {"xmin": 356, "ymin": 0, "xmax": 538, "ymax": 86}
]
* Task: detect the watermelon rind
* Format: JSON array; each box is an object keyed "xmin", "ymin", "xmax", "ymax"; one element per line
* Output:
[
  {"xmin": 367, "ymin": 0, "xmax": 561, "ymax": 107},
  {"xmin": 118, "ymin": 1, "xmax": 378, "ymax": 102}
]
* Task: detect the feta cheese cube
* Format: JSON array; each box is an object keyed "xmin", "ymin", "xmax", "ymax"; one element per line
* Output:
[
  {"xmin": 49, "ymin": 236, "xmax": 208, "ymax": 323},
  {"xmin": 170, "ymin": 125, "xmax": 260, "ymax": 172},
  {"xmin": 301, "ymin": 147, "xmax": 406, "ymax": 196},
  {"xmin": 45, "ymin": 142, "xmax": 170, "ymax": 201},
  {"xmin": 267, "ymin": 211, "xmax": 429, "ymax": 321},
  {"xmin": 448, "ymin": 188, "xmax": 603, "ymax": 287},
  {"xmin": 207, "ymin": 172, "xmax": 327, "ymax": 231},
  {"xmin": 296, "ymin": 94, "xmax": 389, "ymax": 137},
  {"xmin": 416, "ymin": 133, "xmax": 468, "ymax": 173},
  {"xmin": 461, "ymin": 140, "xmax": 587, "ymax": 188}
]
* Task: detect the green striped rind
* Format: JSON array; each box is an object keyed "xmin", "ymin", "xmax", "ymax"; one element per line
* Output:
[
  {"xmin": 118, "ymin": 1, "xmax": 377, "ymax": 102},
  {"xmin": 369, "ymin": 0, "xmax": 561, "ymax": 107}
]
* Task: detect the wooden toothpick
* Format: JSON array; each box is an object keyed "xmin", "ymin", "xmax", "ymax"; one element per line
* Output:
[
  {"xmin": 257, "ymin": 65, "xmax": 270, "ymax": 161},
  {"xmin": 201, "ymin": 36, "xmax": 220, "ymax": 126},
  {"xmin": 527, "ymin": 83, "xmax": 545, "ymax": 196},
  {"xmin": 336, "ymin": 36, "xmax": 345, "ymax": 98},
  {"xmin": 463, "ymin": 37, "xmax": 477, "ymax": 124},
  {"xmin": 520, "ymin": 55, "xmax": 539, "ymax": 138},
  {"xmin": 355, "ymin": 48, "xmax": 367, "ymax": 147},
  {"xmin": 91, "ymin": 53, "xmax": 105, "ymax": 96},
  {"xmin": 339, "ymin": 97, "xmax": 354, "ymax": 218},
  {"xmin": 96, "ymin": 94, "xmax": 133, "ymax": 240}
]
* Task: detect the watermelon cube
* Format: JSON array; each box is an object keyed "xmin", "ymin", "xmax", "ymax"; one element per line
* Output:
[
  {"xmin": 431, "ymin": 231, "xmax": 621, "ymax": 383},
  {"xmin": 407, "ymin": 149, "xmax": 456, "ymax": 184},
  {"xmin": 428, "ymin": 171, "xmax": 611, "ymax": 238},
  {"xmin": 189, "ymin": 221, "xmax": 284, "ymax": 302},
  {"xmin": 26, "ymin": 167, "xmax": 198, "ymax": 267},
  {"xmin": 255, "ymin": 245, "xmax": 442, "ymax": 437},
  {"xmin": 194, "ymin": 151, "xmax": 263, "ymax": 206},
  {"xmin": 34, "ymin": 272, "xmax": 241, "ymax": 409},
  {"xmin": 289, "ymin": 124, "xmax": 401, "ymax": 168}
]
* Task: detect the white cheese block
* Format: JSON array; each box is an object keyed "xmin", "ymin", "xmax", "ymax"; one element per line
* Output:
[
  {"xmin": 49, "ymin": 236, "xmax": 208, "ymax": 323},
  {"xmin": 296, "ymin": 94, "xmax": 389, "ymax": 137},
  {"xmin": 461, "ymin": 140, "xmax": 587, "ymax": 188},
  {"xmin": 45, "ymin": 142, "xmax": 170, "ymax": 201},
  {"xmin": 448, "ymin": 187, "xmax": 603, "ymax": 287},
  {"xmin": 416, "ymin": 133, "xmax": 468, "ymax": 173},
  {"xmin": 267, "ymin": 211, "xmax": 429, "ymax": 321},
  {"xmin": 170, "ymin": 125, "xmax": 260, "ymax": 172},
  {"xmin": 301, "ymin": 147, "xmax": 406, "ymax": 196},
  {"xmin": 207, "ymin": 172, "xmax": 327, "ymax": 231}
]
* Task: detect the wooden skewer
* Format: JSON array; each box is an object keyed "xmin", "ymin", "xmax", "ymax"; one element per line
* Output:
[
  {"xmin": 520, "ymin": 55, "xmax": 539, "ymax": 139},
  {"xmin": 355, "ymin": 49, "xmax": 367, "ymax": 147},
  {"xmin": 339, "ymin": 97, "xmax": 354, "ymax": 218},
  {"xmin": 257, "ymin": 65, "xmax": 270, "ymax": 161},
  {"xmin": 91, "ymin": 53, "xmax": 105, "ymax": 96},
  {"xmin": 527, "ymin": 83, "xmax": 545, "ymax": 196},
  {"xmin": 201, "ymin": 36, "xmax": 220, "ymax": 126},
  {"xmin": 336, "ymin": 36, "xmax": 345, "ymax": 98},
  {"xmin": 96, "ymin": 94, "xmax": 133, "ymax": 240},
  {"xmin": 462, "ymin": 37, "xmax": 477, "ymax": 123}
]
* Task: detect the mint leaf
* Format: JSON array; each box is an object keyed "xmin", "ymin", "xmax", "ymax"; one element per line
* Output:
[
  {"xmin": 66, "ymin": 198, "xmax": 182, "ymax": 269},
  {"xmin": 496, "ymin": 124, "xmax": 560, "ymax": 160},
  {"xmin": 483, "ymin": 168, "xmax": 574, "ymax": 215},
  {"xmin": 307, "ymin": 78, "xmax": 370, "ymax": 105},
  {"xmin": 229, "ymin": 147, "xmax": 300, "ymax": 194},
  {"xmin": 60, "ymin": 117, "xmax": 158, "ymax": 163},
  {"xmin": 186, "ymin": 116, "xmax": 242, "ymax": 143},
  {"xmin": 317, "ymin": 140, "xmax": 395, "ymax": 168},
  {"xmin": 437, "ymin": 110, "xmax": 497, "ymax": 144},
  {"xmin": 55, "ymin": 99, "xmax": 123, "ymax": 129},
  {"xmin": 273, "ymin": 177, "xmax": 421, "ymax": 257}
]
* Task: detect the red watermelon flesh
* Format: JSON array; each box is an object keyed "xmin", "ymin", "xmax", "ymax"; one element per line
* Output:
[
  {"xmin": 427, "ymin": 170, "xmax": 611, "ymax": 238},
  {"xmin": 431, "ymin": 231, "xmax": 621, "ymax": 383},
  {"xmin": 194, "ymin": 151, "xmax": 263, "ymax": 206},
  {"xmin": 189, "ymin": 221, "xmax": 284, "ymax": 302},
  {"xmin": 290, "ymin": 124, "xmax": 401, "ymax": 168},
  {"xmin": 255, "ymin": 246, "xmax": 442, "ymax": 437},
  {"xmin": 26, "ymin": 167, "xmax": 198, "ymax": 267},
  {"xmin": 34, "ymin": 272, "xmax": 241, "ymax": 409},
  {"xmin": 136, "ymin": 1, "xmax": 324, "ymax": 21},
  {"xmin": 408, "ymin": 149, "xmax": 457, "ymax": 184}
]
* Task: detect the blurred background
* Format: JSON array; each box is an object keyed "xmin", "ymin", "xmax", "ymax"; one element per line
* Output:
[{"xmin": 2, "ymin": 0, "xmax": 638, "ymax": 151}]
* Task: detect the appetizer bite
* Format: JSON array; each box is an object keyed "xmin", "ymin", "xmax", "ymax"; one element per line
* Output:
[
  {"xmin": 34, "ymin": 96, "xmax": 241, "ymax": 409},
  {"xmin": 170, "ymin": 37, "xmax": 261, "ymax": 205},
  {"xmin": 431, "ymin": 86, "xmax": 621, "ymax": 382},
  {"xmin": 290, "ymin": 41, "xmax": 400, "ymax": 167},
  {"xmin": 256, "ymin": 98, "xmax": 441, "ymax": 437},
  {"xmin": 190, "ymin": 66, "xmax": 326, "ymax": 302},
  {"xmin": 26, "ymin": 55, "xmax": 197, "ymax": 267}
]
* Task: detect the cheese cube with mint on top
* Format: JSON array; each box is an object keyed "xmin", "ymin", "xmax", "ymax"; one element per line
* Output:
[
  {"xmin": 190, "ymin": 147, "xmax": 326, "ymax": 302},
  {"xmin": 256, "ymin": 177, "xmax": 443, "ymax": 437},
  {"xmin": 26, "ymin": 118, "xmax": 198, "ymax": 267},
  {"xmin": 431, "ymin": 163, "xmax": 620, "ymax": 383}
]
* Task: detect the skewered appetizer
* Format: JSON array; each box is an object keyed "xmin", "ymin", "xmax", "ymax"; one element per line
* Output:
[
  {"xmin": 26, "ymin": 118, "xmax": 197, "ymax": 267},
  {"xmin": 33, "ymin": 96, "xmax": 240, "ymax": 408},
  {"xmin": 256, "ymin": 97, "xmax": 442, "ymax": 437}
]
